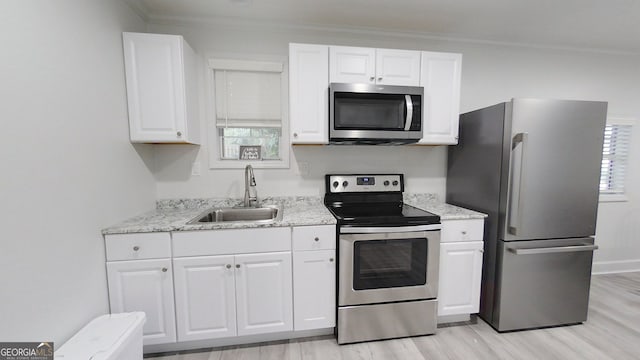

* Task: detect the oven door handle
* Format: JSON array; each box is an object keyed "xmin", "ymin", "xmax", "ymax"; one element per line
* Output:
[
  {"xmin": 404, "ymin": 95, "xmax": 413, "ymax": 131},
  {"xmin": 340, "ymin": 224, "xmax": 441, "ymax": 234}
]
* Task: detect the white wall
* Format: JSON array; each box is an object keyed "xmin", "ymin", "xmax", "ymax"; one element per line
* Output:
[
  {"xmin": 147, "ymin": 21, "xmax": 640, "ymax": 271},
  {"xmin": 0, "ymin": 0, "xmax": 155, "ymax": 343}
]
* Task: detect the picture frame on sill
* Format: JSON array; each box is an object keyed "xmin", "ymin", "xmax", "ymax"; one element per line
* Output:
[{"xmin": 239, "ymin": 145, "xmax": 262, "ymax": 160}]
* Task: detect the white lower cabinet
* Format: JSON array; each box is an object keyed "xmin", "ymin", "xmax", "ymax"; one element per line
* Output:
[
  {"xmin": 292, "ymin": 225, "xmax": 336, "ymax": 330},
  {"xmin": 438, "ymin": 241, "xmax": 484, "ymax": 316},
  {"xmin": 293, "ymin": 249, "xmax": 336, "ymax": 330},
  {"xmin": 106, "ymin": 258, "xmax": 177, "ymax": 345},
  {"xmin": 171, "ymin": 228, "xmax": 295, "ymax": 344},
  {"xmin": 438, "ymin": 219, "xmax": 485, "ymax": 320},
  {"xmin": 106, "ymin": 225, "xmax": 336, "ymax": 350},
  {"xmin": 173, "ymin": 255, "xmax": 236, "ymax": 342},
  {"xmin": 235, "ymin": 252, "xmax": 293, "ymax": 335}
]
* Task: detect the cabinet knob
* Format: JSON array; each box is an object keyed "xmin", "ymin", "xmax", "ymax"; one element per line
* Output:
[
  {"xmin": 329, "ymin": 258, "xmax": 334, "ymax": 262},
  {"xmin": 226, "ymin": 264, "xmax": 232, "ymax": 269},
  {"xmin": 133, "ymin": 246, "xmax": 140, "ymax": 251},
  {"xmin": 293, "ymin": 133, "xmax": 298, "ymax": 138},
  {"xmin": 176, "ymin": 131, "xmax": 182, "ymax": 137},
  {"xmin": 462, "ymin": 231, "xmax": 467, "ymax": 235},
  {"xmin": 369, "ymin": 76, "xmax": 375, "ymax": 82},
  {"xmin": 236, "ymin": 264, "xmax": 241, "ymax": 269},
  {"xmin": 161, "ymin": 267, "xmax": 168, "ymax": 272},
  {"xmin": 377, "ymin": 77, "xmax": 382, "ymax": 81},
  {"xmin": 314, "ymin": 237, "xmax": 319, "ymax": 242},
  {"xmin": 479, "ymin": 249, "xmax": 484, "ymax": 253}
]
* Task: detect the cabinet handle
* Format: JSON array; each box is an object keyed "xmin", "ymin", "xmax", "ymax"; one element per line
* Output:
[
  {"xmin": 226, "ymin": 264, "xmax": 232, "ymax": 269},
  {"xmin": 462, "ymin": 231, "xmax": 467, "ymax": 235},
  {"xmin": 369, "ymin": 76, "xmax": 375, "ymax": 82},
  {"xmin": 132, "ymin": 246, "xmax": 140, "ymax": 251},
  {"xmin": 293, "ymin": 133, "xmax": 298, "ymax": 138},
  {"xmin": 479, "ymin": 249, "xmax": 484, "ymax": 253},
  {"xmin": 329, "ymin": 258, "xmax": 334, "ymax": 262},
  {"xmin": 176, "ymin": 131, "xmax": 182, "ymax": 137},
  {"xmin": 236, "ymin": 264, "xmax": 241, "ymax": 269},
  {"xmin": 314, "ymin": 237, "xmax": 320, "ymax": 242},
  {"xmin": 161, "ymin": 267, "xmax": 168, "ymax": 272},
  {"xmin": 377, "ymin": 77, "xmax": 382, "ymax": 81}
]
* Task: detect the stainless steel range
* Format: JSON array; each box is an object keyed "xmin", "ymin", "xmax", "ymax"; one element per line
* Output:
[{"xmin": 324, "ymin": 174, "xmax": 441, "ymax": 344}]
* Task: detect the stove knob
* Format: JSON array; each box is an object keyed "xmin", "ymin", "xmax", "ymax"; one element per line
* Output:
[
  {"xmin": 332, "ymin": 181, "xmax": 339, "ymax": 188},
  {"xmin": 384, "ymin": 180, "xmax": 390, "ymax": 186},
  {"xmin": 342, "ymin": 181, "xmax": 349, "ymax": 188},
  {"xmin": 392, "ymin": 180, "xmax": 399, "ymax": 186}
]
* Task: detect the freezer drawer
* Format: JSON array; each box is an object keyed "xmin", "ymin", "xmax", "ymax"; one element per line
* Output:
[{"xmin": 493, "ymin": 238, "xmax": 596, "ymax": 332}]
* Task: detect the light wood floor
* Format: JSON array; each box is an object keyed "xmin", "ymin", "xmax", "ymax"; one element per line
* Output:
[{"xmin": 150, "ymin": 272, "xmax": 640, "ymax": 360}]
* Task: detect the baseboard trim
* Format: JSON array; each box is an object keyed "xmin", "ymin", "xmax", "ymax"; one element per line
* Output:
[
  {"xmin": 143, "ymin": 328, "xmax": 334, "ymax": 355},
  {"xmin": 592, "ymin": 259, "xmax": 640, "ymax": 274}
]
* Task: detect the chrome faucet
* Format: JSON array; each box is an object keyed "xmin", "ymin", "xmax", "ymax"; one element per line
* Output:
[{"xmin": 243, "ymin": 165, "xmax": 258, "ymax": 207}]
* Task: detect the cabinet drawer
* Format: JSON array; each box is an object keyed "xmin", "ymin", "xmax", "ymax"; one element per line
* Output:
[
  {"xmin": 105, "ymin": 232, "xmax": 171, "ymax": 261},
  {"xmin": 292, "ymin": 225, "xmax": 336, "ymax": 251},
  {"xmin": 172, "ymin": 227, "xmax": 291, "ymax": 257},
  {"xmin": 441, "ymin": 219, "xmax": 484, "ymax": 242}
]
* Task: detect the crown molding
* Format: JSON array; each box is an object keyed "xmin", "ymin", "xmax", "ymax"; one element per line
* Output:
[{"xmin": 141, "ymin": 11, "xmax": 639, "ymax": 56}]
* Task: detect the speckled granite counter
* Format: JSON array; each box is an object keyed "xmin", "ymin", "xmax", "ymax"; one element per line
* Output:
[
  {"xmin": 102, "ymin": 196, "xmax": 336, "ymax": 235},
  {"xmin": 404, "ymin": 193, "xmax": 488, "ymax": 220},
  {"xmin": 102, "ymin": 194, "xmax": 486, "ymax": 235}
]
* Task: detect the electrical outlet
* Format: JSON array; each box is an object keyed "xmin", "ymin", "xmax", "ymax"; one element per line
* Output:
[
  {"xmin": 191, "ymin": 161, "xmax": 201, "ymax": 176},
  {"xmin": 298, "ymin": 162, "xmax": 310, "ymax": 175}
]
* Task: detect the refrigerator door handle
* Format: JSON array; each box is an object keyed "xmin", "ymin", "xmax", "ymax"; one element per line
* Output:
[
  {"xmin": 508, "ymin": 132, "xmax": 528, "ymax": 235},
  {"xmin": 507, "ymin": 244, "xmax": 599, "ymax": 255}
]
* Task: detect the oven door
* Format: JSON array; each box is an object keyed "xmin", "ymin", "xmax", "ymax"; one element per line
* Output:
[{"xmin": 338, "ymin": 225, "xmax": 440, "ymax": 306}]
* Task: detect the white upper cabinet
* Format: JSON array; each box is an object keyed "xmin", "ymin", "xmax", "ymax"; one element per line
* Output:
[
  {"xmin": 330, "ymin": 46, "xmax": 420, "ymax": 86},
  {"xmin": 375, "ymin": 49, "xmax": 422, "ymax": 86},
  {"xmin": 418, "ymin": 51, "xmax": 462, "ymax": 145},
  {"xmin": 122, "ymin": 32, "xmax": 200, "ymax": 144},
  {"xmin": 329, "ymin": 46, "xmax": 376, "ymax": 84},
  {"xmin": 289, "ymin": 43, "xmax": 329, "ymax": 144}
]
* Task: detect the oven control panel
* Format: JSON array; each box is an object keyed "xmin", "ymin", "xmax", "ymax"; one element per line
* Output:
[{"xmin": 327, "ymin": 174, "xmax": 403, "ymax": 193}]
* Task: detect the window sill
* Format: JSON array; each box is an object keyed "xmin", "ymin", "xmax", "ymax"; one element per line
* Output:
[
  {"xmin": 599, "ymin": 194, "xmax": 629, "ymax": 203},
  {"xmin": 208, "ymin": 159, "xmax": 289, "ymax": 169}
]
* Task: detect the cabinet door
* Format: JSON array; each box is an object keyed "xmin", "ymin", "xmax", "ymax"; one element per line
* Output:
[
  {"xmin": 438, "ymin": 241, "xmax": 483, "ymax": 316},
  {"xmin": 173, "ymin": 256, "xmax": 236, "ymax": 342},
  {"xmin": 329, "ymin": 46, "xmax": 375, "ymax": 84},
  {"xmin": 235, "ymin": 252, "xmax": 293, "ymax": 336},
  {"xmin": 375, "ymin": 49, "xmax": 421, "ymax": 86},
  {"xmin": 418, "ymin": 52, "xmax": 462, "ymax": 145},
  {"xmin": 123, "ymin": 32, "xmax": 196, "ymax": 144},
  {"xmin": 106, "ymin": 259, "xmax": 176, "ymax": 345},
  {"xmin": 293, "ymin": 250, "xmax": 336, "ymax": 330},
  {"xmin": 289, "ymin": 44, "xmax": 329, "ymax": 144}
]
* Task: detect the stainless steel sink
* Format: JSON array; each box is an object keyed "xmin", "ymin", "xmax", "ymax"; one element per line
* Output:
[{"xmin": 188, "ymin": 205, "xmax": 283, "ymax": 224}]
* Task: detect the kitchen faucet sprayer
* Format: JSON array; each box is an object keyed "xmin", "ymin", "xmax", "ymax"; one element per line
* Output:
[{"xmin": 244, "ymin": 165, "xmax": 258, "ymax": 207}]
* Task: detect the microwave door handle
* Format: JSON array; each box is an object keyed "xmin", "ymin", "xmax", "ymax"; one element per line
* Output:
[{"xmin": 404, "ymin": 95, "xmax": 413, "ymax": 131}]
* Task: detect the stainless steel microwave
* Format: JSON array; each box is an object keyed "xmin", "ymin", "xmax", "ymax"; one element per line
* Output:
[{"xmin": 329, "ymin": 83, "xmax": 423, "ymax": 144}]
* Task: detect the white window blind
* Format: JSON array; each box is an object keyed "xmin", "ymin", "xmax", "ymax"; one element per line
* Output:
[
  {"xmin": 600, "ymin": 123, "xmax": 632, "ymax": 194},
  {"xmin": 211, "ymin": 59, "xmax": 283, "ymax": 128}
]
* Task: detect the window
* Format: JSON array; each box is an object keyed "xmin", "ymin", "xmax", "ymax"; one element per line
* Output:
[
  {"xmin": 208, "ymin": 58, "xmax": 289, "ymax": 168},
  {"xmin": 600, "ymin": 118, "xmax": 633, "ymax": 201}
]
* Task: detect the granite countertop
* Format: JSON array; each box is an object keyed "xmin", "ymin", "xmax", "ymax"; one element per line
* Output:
[
  {"xmin": 103, "ymin": 194, "xmax": 487, "ymax": 235},
  {"xmin": 102, "ymin": 196, "xmax": 336, "ymax": 235},
  {"xmin": 403, "ymin": 194, "xmax": 488, "ymax": 220}
]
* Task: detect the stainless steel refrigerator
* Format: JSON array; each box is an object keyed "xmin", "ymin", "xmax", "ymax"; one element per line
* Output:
[{"xmin": 446, "ymin": 98, "xmax": 607, "ymax": 332}]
